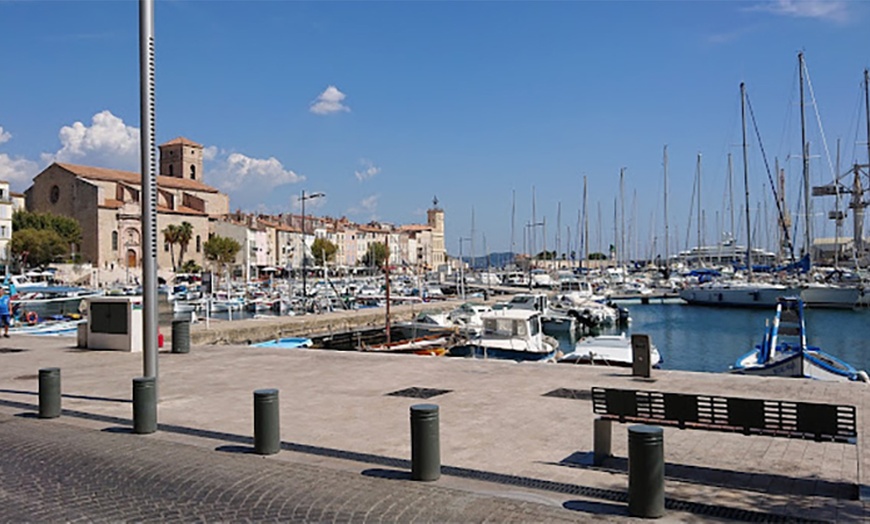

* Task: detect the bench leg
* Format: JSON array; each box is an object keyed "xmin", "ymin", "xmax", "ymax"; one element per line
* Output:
[{"xmin": 593, "ymin": 417, "xmax": 612, "ymax": 466}]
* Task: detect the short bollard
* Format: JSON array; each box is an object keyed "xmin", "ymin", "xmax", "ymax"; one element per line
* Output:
[
  {"xmin": 593, "ymin": 417, "xmax": 612, "ymax": 466},
  {"xmin": 133, "ymin": 377, "xmax": 157, "ymax": 434},
  {"xmin": 410, "ymin": 404, "xmax": 440, "ymax": 481},
  {"xmin": 628, "ymin": 424, "xmax": 665, "ymax": 518},
  {"xmin": 38, "ymin": 368, "xmax": 61, "ymax": 419},
  {"xmin": 254, "ymin": 389, "xmax": 280, "ymax": 455},
  {"xmin": 171, "ymin": 319, "xmax": 190, "ymax": 354}
]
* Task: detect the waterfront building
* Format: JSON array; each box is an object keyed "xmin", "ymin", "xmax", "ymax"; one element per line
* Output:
[
  {"xmin": 24, "ymin": 137, "xmax": 229, "ymax": 276},
  {"xmin": 0, "ymin": 181, "xmax": 24, "ymax": 270}
]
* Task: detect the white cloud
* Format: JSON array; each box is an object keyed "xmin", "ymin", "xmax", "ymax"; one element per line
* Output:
[
  {"xmin": 348, "ymin": 194, "xmax": 379, "ymax": 219},
  {"xmin": 41, "ymin": 110, "xmax": 140, "ymax": 170},
  {"xmin": 748, "ymin": 0, "xmax": 849, "ymax": 22},
  {"xmin": 309, "ymin": 86, "xmax": 350, "ymax": 115},
  {"xmin": 202, "ymin": 145, "xmax": 219, "ymax": 161},
  {"xmin": 354, "ymin": 158, "xmax": 381, "ymax": 182},
  {"xmin": 0, "ymin": 126, "xmax": 11, "ymax": 145},
  {"xmin": 210, "ymin": 152, "xmax": 305, "ymax": 192},
  {"xmin": 0, "ymin": 153, "xmax": 40, "ymax": 187}
]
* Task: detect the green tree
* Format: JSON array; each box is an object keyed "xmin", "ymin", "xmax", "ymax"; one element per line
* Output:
[
  {"xmin": 163, "ymin": 224, "xmax": 181, "ymax": 271},
  {"xmin": 589, "ymin": 252, "xmax": 607, "ymax": 260},
  {"xmin": 203, "ymin": 235, "xmax": 241, "ymax": 273},
  {"xmin": 180, "ymin": 259, "xmax": 202, "ymax": 274},
  {"xmin": 176, "ymin": 221, "xmax": 194, "ymax": 268},
  {"xmin": 12, "ymin": 210, "xmax": 82, "ymax": 253},
  {"xmin": 361, "ymin": 242, "xmax": 387, "ymax": 268},
  {"xmin": 10, "ymin": 229, "xmax": 66, "ymax": 268},
  {"xmin": 311, "ymin": 238, "xmax": 337, "ymax": 266}
]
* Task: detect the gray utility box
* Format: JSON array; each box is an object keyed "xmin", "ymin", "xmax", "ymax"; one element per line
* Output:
[{"xmin": 86, "ymin": 296, "xmax": 143, "ymax": 352}]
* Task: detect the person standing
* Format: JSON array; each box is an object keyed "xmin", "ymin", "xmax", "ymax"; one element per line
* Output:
[{"xmin": 0, "ymin": 287, "xmax": 10, "ymax": 338}]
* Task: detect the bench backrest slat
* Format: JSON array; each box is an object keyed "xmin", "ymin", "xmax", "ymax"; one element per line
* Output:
[{"xmin": 591, "ymin": 387, "xmax": 857, "ymax": 443}]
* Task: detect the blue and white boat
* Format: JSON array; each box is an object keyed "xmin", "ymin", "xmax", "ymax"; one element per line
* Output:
[
  {"xmin": 731, "ymin": 297, "xmax": 869, "ymax": 382},
  {"xmin": 250, "ymin": 337, "xmax": 313, "ymax": 349},
  {"xmin": 449, "ymin": 309, "xmax": 558, "ymax": 362}
]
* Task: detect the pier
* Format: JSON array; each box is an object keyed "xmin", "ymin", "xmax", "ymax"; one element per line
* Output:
[{"xmin": 0, "ymin": 333, "xmax": 866, "ymax": 521}]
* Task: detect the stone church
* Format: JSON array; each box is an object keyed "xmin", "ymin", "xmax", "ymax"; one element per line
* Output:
[{"xmin": 25, "ymin": 137, "xmax": 229, "ymax": 273}]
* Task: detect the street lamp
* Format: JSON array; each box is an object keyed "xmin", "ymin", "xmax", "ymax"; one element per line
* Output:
[{"xmin": 300, "ymin": 190, "xmax": 325, "ymax": 306}]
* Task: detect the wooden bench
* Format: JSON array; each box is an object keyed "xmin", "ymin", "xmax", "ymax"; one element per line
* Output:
[{"xmin": 590, "ymin": 387, "xmax": 860, "ymax": 495}]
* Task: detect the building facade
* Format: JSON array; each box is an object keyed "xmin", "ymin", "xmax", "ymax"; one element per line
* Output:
[{"xmin": 25, "ymin": 137, "xmax": 229, "ymax": 274}]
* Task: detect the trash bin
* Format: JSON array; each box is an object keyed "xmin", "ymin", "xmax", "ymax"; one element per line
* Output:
[{"xmin": 171, "ymin": 319, "xmax": 190, "ymax": 354}]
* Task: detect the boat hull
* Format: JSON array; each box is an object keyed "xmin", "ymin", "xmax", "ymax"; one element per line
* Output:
[
  {"xmin": 680, "ymin": 285, "xmax": 797, "ymax": 308},
  {"xmin": 448, "ymin": 344, "xmax": 557, "ymax": 362}
]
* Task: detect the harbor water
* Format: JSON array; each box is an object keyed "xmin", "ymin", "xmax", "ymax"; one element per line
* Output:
[
  {"xmin": 585, "ymin": 302, "xmax": 870, "ymax": 374},
  {"xmin": 195, "ymin": 301, "xmax": 870, "ymax": 375}
]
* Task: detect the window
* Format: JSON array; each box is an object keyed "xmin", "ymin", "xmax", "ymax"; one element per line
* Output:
[
  {"xmin": 168, "ymin": 164, "xmax": 174, "ymax": 176},
  {"xmin": 50, "ymin": 185, "xmax": 60, "ymax": 204},
  {"xmin": 196, "ymin": 235, "xmax": 201, "ymax": 253},
  {"xmin": 112, "ymin": 231, "xmax": 118, "ymax": 251},
  {"xmin": 190, "ymin": 164, "xmax": 196, "ymax": 179},
  {"xmin": 0, "ymin": 226, "xmax": 6, "ymax": 238},
  {"xmin": 164, "ymin": 242, "xmax": 169, "ymax": 252}
]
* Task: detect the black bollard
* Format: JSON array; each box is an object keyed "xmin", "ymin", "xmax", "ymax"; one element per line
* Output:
[
  {"xmin": 38, "ymin": 368, "xmax": 61, "ymax": 419},
  {"xmin": 628, "ymin": 424, "xmax": 665, "ymax": 518},
  {"xmin": 410, "ymin": 404, "xmax": 440, "ymax": 481},
  {"xmin": 133, "ymin": 377, "xmax": 157, "ymax": 434},
  {"xmin": 171, "ymin": 319, "xmax": 190, "ymax": 354},
  {"xmin": 254, "ymin": 389, "xmax": 280, "ymax": 455}
]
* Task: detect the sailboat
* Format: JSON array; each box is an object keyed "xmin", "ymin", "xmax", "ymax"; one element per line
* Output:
[
  {"xmin": 731, "ymin": 296, "xmax": 868, "ymax": 382},
  {"xmin": 679, "ymin": 82, "xmax": 798, "ymax": 307}
]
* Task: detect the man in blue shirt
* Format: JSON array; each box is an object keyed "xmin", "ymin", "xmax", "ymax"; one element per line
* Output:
[{"xmin": 0, "ymin": 287, "xmax": 10, "ymax": 337}]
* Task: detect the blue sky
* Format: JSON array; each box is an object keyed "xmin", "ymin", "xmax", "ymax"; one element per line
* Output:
[{"xmin": 2, "ymin": 0, "xmax": 870, "ymax": 259}]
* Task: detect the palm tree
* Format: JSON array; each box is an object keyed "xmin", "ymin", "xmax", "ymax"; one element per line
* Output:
[
  {"xmin": 177, "ymin": 221, "xmax": 194, "ymax": 268},
  {"xmin": 163, "ymin": 224, "xmax": 181, "ymax": 271}
]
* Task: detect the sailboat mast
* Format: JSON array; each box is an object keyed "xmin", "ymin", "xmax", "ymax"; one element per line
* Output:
[
  {"xmin": 510, "ymin": 189, "xmax": 516, "ymax": 263},
  {"xmin": 728, "ymin": 152, "xmax": 735, "ymax": 242},
  {"xmin": 799, "ymin": 52, "xmax": 811, "ymax": 262},
  {"xmin": 696, "ymin": 153, "xmax": 702, "ymax": 256},
  {"xmin": 556, "ymin": 201, "xmax": 561, "ymax": 262},
  {"xmin": 741, "ymin": 82, "xmax": 753, "ymax": 279},
  {"xmin": 620, "ymin": 168, "xmax": 625, "ymax": 267},
  {"xmin": 663, "ymin": 145, "xmax": 670, "ymax": 274},
  {"xmin": 583, "ymin": 176, "xmax": 589, "ymax": 267}
]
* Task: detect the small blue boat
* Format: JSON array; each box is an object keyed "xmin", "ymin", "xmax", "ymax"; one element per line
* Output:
[
  {"xmin": 250, "ymin": 337, "xmax": 313, "ymax": 349},
  {"xmin": 731, "ymin": 297, "xmax": 868, "ymax": 382}
]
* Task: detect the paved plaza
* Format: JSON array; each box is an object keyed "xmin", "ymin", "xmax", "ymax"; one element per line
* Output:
[{"xmin": 0, "ymin": 330, "xmax": 867, "ymax": 522}]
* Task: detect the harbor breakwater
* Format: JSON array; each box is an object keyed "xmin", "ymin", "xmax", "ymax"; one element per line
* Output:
[{"xmin": 181, "ymin": 299, "xmax": 469, "ymax": 346}]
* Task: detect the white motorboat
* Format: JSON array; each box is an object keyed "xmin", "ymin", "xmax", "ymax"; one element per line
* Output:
[
  {"xmin": 449, "ymin": 309, "xmax": 558, "ymax": 362},
  {"xmin": 558, "ymin": 333, "xmax": 662, "ymax": 367},
  {"xmin": 679, "ymin": 280, "xmax": 797, "ymax": 308}
]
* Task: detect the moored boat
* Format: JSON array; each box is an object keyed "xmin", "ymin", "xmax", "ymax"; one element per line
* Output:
[
  {"xmin": 449, "ymin": 308, "xmax": 558, "ymax": 362},
  {"xmin": 558, "ymin": 333, "xmax": 662, "ymax": 367},
  {"xmin": 731, "ymin": 297, "xmax": 869, "ymax": 382}
]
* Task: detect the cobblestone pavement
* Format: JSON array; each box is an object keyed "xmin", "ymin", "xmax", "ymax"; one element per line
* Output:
[{"xmin": 0, "ymin": 413, "xmax": 610, "ymax": 523}]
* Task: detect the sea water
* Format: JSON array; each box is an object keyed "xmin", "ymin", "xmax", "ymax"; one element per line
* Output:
[{"xmin": 573, "ymin": 303, "xmax": 870, "ymax": 374}]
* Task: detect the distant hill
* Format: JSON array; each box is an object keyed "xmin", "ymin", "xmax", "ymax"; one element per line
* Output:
[{"xmin": 457, "ymin": 252, "xmax": 517, "ymax": 270}]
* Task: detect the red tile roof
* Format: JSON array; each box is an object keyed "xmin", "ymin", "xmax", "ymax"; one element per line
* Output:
[
  {"xmin": 99, "ymin": 199, "xmax": 124, "ymax": 209},
  {"xmin": 157, "ymin": 205, "xmax": 207, "ymax": 216},
  {"xmin": 56, "ymin": 163, "xmax": 220, "ymax": 193},
  {"xmin": 160, "ymin": 137, "xmax": 202, "ymax": 148}
]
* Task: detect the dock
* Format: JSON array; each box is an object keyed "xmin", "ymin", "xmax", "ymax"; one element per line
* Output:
[{"xmin": 0, "ymin": 330, "xmax": 866, "ymax": 521}]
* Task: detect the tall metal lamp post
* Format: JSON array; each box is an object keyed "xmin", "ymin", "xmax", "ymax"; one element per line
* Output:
[{"xmin": 300, "ymin": 190, "xmax": 325, "ymax": 306}]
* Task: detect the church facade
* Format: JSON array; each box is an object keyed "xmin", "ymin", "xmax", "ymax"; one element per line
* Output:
[{"xmin": 25, "ymin": 137, "xmax": 228, "ymax": 272}]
